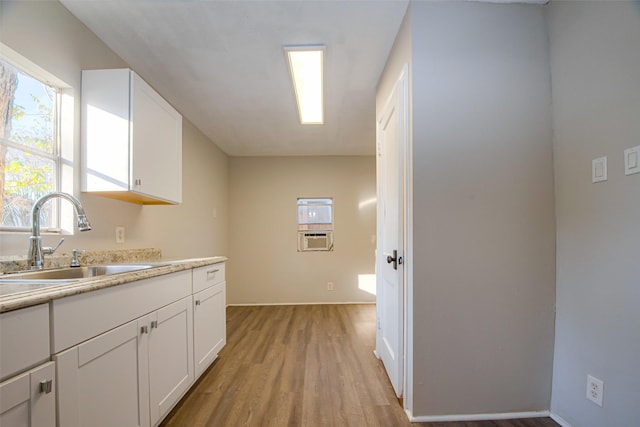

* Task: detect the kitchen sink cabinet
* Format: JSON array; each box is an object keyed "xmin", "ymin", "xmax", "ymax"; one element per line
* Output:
[
  {"xmin": 55, "ymin": 318, "xmax": 149, "ymax": 427},
  {"xmin": 3, "ymin": 260, "xmax": 226, "ymax": 427},
  {"xmin": 0, "ymin": 362, "xmax": 55, "ymax": 427},
  {"xmin": 81, "ymin": 68, "xmax": 182, "ymax": 205},
  {"xmin": 55, "ymin": 296, "xmax": 193, "ymax": 427}
]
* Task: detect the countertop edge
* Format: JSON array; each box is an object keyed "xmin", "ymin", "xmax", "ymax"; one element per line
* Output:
[{"xmin": 0, "ymin": 256, "xmax": 228, "ymax": 313}]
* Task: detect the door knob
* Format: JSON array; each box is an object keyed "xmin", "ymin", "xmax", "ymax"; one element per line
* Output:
[
  {"xmin": 386, "ymin": 250, "xmax": 403, "ymax": 270},
  {"xmin": 387, "ymin": 250, "xmax": 398, "ymax": 270}
]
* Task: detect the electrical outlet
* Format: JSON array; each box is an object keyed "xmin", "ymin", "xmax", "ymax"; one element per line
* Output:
[
  {"xmin": 586, "ymin": 375, "xmax": 604, "ymax": 407},
  {"xmin": 327, "ymin": 282, "xmax": 334, "ymax": 291},
  {"xmin": 115, "ymin": 226, "xmax": 125, "ymax": 244}
]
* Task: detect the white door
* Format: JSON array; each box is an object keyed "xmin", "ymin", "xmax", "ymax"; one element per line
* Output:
[{"xmin": 376, "ymin": 66, "xmax": 408, "ymax": 398}]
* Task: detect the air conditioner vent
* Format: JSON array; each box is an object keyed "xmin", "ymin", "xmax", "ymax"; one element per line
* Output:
[{"xmin": 298, "ymin": 231, "xmax": 333, "ymax": 252}]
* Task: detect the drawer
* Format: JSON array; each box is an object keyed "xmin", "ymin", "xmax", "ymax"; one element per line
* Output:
[
  {"xmin": 0, "ymin": 304, "xmax": 50, "ymax": 381},
  {"xmin": 192, "ymin": 263, "xmax": 225, "ymax": 293}
]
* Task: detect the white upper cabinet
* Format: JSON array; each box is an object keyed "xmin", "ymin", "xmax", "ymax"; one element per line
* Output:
[{"xmin": 81, "ymin": 69, "xmax": 182, "ymax": 204}]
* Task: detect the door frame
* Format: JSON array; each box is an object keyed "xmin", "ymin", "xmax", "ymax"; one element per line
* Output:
[{"xmin": 400, "ymin": 63, "xmax": 413, "ymax": 414}]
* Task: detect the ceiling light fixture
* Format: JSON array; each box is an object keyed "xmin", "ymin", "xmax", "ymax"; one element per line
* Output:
[{"xmin": 284, "ymin": 45, "xmax": 325, "ymax": 125}]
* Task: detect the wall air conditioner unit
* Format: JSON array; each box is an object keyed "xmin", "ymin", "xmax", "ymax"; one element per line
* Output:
[{"xmin": 298, "ymin": 231, "xmax": 333, "ymax": 252}]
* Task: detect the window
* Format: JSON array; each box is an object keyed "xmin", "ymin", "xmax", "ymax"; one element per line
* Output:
[
  {"xmin": 297, "ymin": 198, "xmax": 333, "ymax": 231},
  {"xmin": 297, "ymin": 198, "xmax": 333, "ymax": 251},
  {"xmin": 0, "ymin": 57, "xmax": 60, "ymax": 231}
]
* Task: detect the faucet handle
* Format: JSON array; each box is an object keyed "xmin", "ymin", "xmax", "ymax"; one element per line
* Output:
[
  {"xmin": 70, "ymin": 249, "xmax": 85, "ymax": 267},
  {"xmin": 42, "ymin": 238, "xmax": 65, "ymax": 255}
]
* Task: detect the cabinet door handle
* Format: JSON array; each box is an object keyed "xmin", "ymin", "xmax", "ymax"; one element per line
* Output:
[
  {"xmin": 141, "ymin": 325, "xmax": 149, "ymax": 334},
  {"xmin": 39, "ymin": 380, "xmax": 53, "ymax": 394},
  {"xmin": 195, "ymin": 300, "xmax": 201, "ymax": 306},
  {"xmin": 150, "ymin": 320, "xmax": 158, "ymax": 329}
]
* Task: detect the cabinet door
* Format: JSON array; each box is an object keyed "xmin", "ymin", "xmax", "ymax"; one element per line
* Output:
[
  {"xmin": 130, "ymin": 71, "xmax": 182, "ymax": 204},
  {"xmin": 0, "ymin": 362, "xmax": 55, "ymax": 427},
  {"xmin": 81, "ymin": 68, "xmax": 131, "ymax": 193},
  {"xmin": 193, "ymin": 282, "xmax": 226, "ymax": 378},
  {"xmin": 55, "ymin": 319, "xmax": 150, "ymax": 427},
  {"xmin": 147, "ymin": 296, "xmax": 193, "ymax": 425}
]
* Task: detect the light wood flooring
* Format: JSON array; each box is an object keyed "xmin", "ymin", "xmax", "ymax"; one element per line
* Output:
[{"xmin": 161, "ymin": 304, "xmax": 558, "ymax": 427}]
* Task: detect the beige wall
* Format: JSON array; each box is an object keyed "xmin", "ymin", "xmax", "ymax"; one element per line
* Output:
[
  {"xmin": 548, "ymin": 2, "xmax": 640, "ymax": 425},
  {"xmin": 378, "ymin": 2, "xmax": 556, "ymax": 418},
  {"xmin": 0, "ymin": 0, "xmax": 228, "ymax": 259},
  {"xmin": 228, "ymin": 156, "xmax": 376, "ymax": 305}
]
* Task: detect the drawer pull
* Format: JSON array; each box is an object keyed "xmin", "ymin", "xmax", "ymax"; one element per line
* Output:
[
  {"xmin": 40, "ymin": 380, "xmax": 53, "ymax": 394},
  {"xmin": 206, "ymin": 269, "xmax": 220, "ymax": 279}
]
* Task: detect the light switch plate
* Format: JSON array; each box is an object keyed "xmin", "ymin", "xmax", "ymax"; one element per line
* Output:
[
  {"xmin": 592, "ymin": 156, "xmax": 607, "ymax": 183},
  {"xmin": 624, "ymin": 145, "xmax": 640, "ymax": 176}
]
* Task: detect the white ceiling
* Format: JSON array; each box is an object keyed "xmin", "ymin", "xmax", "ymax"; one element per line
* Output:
[{"xmin": 60, "ymin": 0, "xmax": 410, "ymax": 156}]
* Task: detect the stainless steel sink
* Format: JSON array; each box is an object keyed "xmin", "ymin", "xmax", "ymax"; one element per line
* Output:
[{"xmin": 0, "ymin": 264, "xmax": 160, "ymax": 281}]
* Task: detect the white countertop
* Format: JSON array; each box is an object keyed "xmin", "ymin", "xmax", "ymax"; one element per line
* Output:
[{"xmin": 0, "ymin": 256, "xmax": 227, "ymax": 313}]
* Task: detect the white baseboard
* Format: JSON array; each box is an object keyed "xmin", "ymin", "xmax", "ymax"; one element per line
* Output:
[
  {"xmin": 550, "ymin": 412, "xmax": 573, "ymax": 427},
  {"xmin": 406, "ymin": 410, "xmax": 550, "ymax": 423},
  {"xmin": 227, "ymin": 301, "xmax": 375, "ymax": 306}
]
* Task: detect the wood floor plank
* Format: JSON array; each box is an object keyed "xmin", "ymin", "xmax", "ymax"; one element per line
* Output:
[{"xmin": 161, "ymin": 304, "xmax": 558, "ymax": 427}]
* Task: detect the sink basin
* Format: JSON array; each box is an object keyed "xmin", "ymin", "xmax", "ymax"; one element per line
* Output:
[{"xmin": 0, "ymin": 264, "xmax": 161, "ymax": 281}]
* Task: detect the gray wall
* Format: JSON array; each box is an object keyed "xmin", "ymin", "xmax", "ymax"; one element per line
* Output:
[
  {"xmin": 228, "ymin": 156, "xmax": 376, "ymax": 305},
  {"xmin": 548, "ymin": 1, "xmax": 640, "ymax": 425},
  {"xmin": 0, "ymin": 0, "xmax": 228, "ymax": 260},
  {"xmin": 378, "ymin": 2, "xmax": 557, "ymax": 418}
]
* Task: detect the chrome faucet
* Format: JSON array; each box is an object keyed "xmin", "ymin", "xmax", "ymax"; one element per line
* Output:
[{"xmin": 28, "ymin": 192, "xmax": 92, "ymax": 270}]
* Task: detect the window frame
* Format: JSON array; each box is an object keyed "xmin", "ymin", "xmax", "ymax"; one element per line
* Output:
[{"xmin": 0, "ymin": 44, "xmax": 69, "ymax": 234}]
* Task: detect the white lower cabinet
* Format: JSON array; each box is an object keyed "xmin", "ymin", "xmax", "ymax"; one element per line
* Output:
[
  {"xmin": 193, "ymin": 282, "xmax": 226, "ymax": 377},
  {"xmin": 55, "ymin": 317, "xmax": 149, "ymax": 427},
  {"xmin": 147, "ymin": 296, "xmax": 194, "ymax": 426},
  {"xmin": 55, "ymin": 296, "xmax": 193, "ymax": 427},
  {"xmin": 0, "ymin": 361, "xmax": 56, "ymax": 427},
  {"xmin": 51, "ymin": 262, "xmax": 225, "ymax": 426}
]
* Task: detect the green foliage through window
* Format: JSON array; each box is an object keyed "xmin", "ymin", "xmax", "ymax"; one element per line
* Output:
[{"xmin": 0, "ymin": 58, "xmax": 59, "ymax": 229}]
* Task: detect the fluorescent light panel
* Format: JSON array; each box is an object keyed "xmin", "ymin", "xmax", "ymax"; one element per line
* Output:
[{"xmin": 284, "ymin": 45, "xmax": 324, "ymax": 124}]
